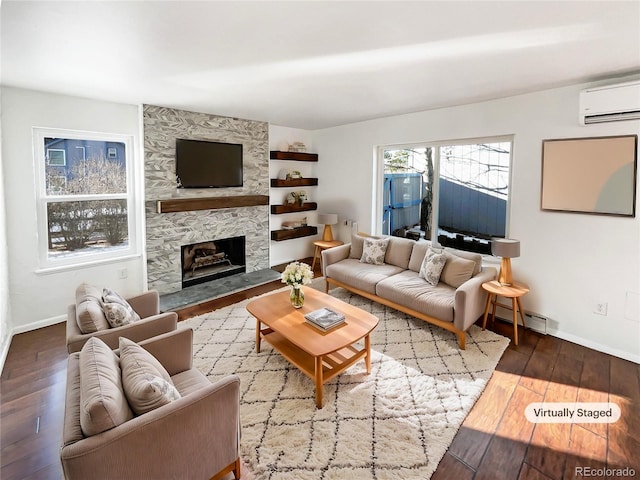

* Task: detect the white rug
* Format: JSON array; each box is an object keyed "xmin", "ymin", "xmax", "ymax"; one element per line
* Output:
[{"xmin": 182, "ymin": 287, "xmax": 510, "ymax": 480}]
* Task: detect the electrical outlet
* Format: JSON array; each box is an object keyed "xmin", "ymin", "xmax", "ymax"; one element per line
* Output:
[
  {"xmin": 118, "ymin": 268, "xmax": 128, "ymax": 280},
  {"xmin": 593, "ymin": 302, "xmax": 608, "ymax": 316}
]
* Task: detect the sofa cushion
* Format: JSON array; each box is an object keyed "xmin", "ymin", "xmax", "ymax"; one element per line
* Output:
[
  {"xmin": 360, "ymin": 237, "xmax": 390, "ymax": 265},
  {"xmin": 325, "ymin": 258, "xmax": 405, "ymax": 294},
  {"xmin": 79, "ymin": 337, "xmax": 133, "ymax": 437},
  {"xmin": 102, "ymin": 288, "xmax": 141, "ymax": 328},
  {"xmin": 376, "ymin": 270, "xmax": 456, "ymax": 323},
  {"xmin": 76, "ymin": 283, "xmax": 110, "ymax": 334},
  {"xmin": 119, "ymin": 337, "xmax": 180, "ymax": 415},
  {"xmin": 349, "ymin": 234, "xmax": 369, "ymax": 259},
  {"xmin": 440, "ymin": 252, "xmax": 476, "ymax": 288},
  {"xmin": 384, "ymin": 236, "xmax": 415, "ymax": 269},
  {"xmin": 419, "ymin": 248, "xmax": 447, "ymax": 286},
  {"xmin": 408, "ymin": 240, "xmax": 432, "ymax": 272},
  {"xmin": 444, "ymin": 247, "xmax": 483, "ymax": 276}
]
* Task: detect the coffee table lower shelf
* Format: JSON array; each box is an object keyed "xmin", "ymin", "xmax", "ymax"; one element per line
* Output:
[{"xmin": 257, "ymin": 325, "xmax": 371, "ymax": 408}]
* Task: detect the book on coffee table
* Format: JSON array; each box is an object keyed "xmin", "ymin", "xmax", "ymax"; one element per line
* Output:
[{"xmin": 304, "ymin": 307, "xmax": 345, "ymax": 331}]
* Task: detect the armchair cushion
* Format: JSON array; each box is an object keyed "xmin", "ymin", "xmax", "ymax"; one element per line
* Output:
[
  {"xmin": 119, "ymin": 337, "xmax": 180, "ymax": 415},
  {"xmin": 79, "ymin": 337, "xmax": 133, "ymax": 437},
  {"xmin": 75, "ymin": 284, "xmax": 109, "ymax": 334},
  {"xmin": 102, "ymin": 288, "xmax": 141, "ymax": 327}
]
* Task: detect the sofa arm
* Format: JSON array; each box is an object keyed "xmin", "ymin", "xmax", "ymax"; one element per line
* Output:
[
  {"xmin": 126, "ymin": 290, "xmax": 160, "ymax": 319},
  {"xmin": 138, "ymin": 328, "xmax": 193, "ymax": 375},
  {"xmin": 60, "ymin": 375, "xmax": 241, "ymax": 480},
  {"xmin": 66, "ymin": 311, "xmax": 178, "ymax": 353},
  {"xmin": 321, "ymin": 243, "xmax": 351, "ymax": 274},
  {"xmin": 453, "ymin": 266, "xmax": 497, "ymax": 332}
]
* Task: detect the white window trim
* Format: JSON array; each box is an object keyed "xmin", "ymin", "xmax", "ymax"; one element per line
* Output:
[
  {"xmin": 47, "ymin": 148, "xmax": 66, "ymax": 166},
  {"xmin": 374, "ymin": 135, "xmax": 514, "ymax": 243},
  {"xmin": 33, "ymin": 127, "xmax": 139, "ymax": 270}
]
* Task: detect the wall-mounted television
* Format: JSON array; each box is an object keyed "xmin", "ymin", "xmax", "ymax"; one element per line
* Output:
[{"xmin": 176, "ymin": 139, "xmax": 243, "ymax": 188}]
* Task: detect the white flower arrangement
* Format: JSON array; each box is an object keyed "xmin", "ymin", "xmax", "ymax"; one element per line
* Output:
[{"xmin": 281, "ymin": 261, "xmax": 314, "ymax": 288}]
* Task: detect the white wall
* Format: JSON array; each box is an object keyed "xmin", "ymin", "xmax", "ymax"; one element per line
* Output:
[
  {"xmin": 0, "ymin": 91, "xmax": 12, "ymax": 368},
  {"xmin": 1, "ymin": 88, "xmax": 145, "ymax": 334},
  {"xmin": 313, "ymin": 80, "xmax": 640, "ymax": 362},
  {"xmin": 268, "ymin": 125, "xmax": 319, "ymax": 266}
]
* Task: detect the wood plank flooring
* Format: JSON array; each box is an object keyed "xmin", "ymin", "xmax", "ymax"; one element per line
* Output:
[{"xmin": 2, "ymin": 279, "xmax": 639, "ymax": 479}]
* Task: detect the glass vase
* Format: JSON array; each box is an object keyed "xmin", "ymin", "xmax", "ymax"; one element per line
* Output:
[{"xmin": 290, "ymin": 285, "xmax": 304, "ymax": 308}]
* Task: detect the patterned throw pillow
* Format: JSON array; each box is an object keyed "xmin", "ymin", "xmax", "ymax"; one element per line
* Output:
[
  {"xmin": 119, "ymin": 337, "xmax": 181, "ymax": 415},
  {"xmin": 360, "ymin": 237, "xmax": 391, "ymax": 265},
  {"xmin": 419, "ymin": 248, "xmax": 447, "ymax": 286},
  {"xmin": 102, "ymin": 289, "xmax": 141, "ymax": 328}
]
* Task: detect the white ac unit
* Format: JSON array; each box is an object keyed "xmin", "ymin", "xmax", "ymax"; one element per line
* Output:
[{"xmin": 579, "ymin": 80, "xmax": 640, "ymax": 125}]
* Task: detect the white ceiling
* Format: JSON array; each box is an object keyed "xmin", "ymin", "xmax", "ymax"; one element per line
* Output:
[{"xmin": 2, "ymin": 1, "xmax": 640, "ymax": 130}]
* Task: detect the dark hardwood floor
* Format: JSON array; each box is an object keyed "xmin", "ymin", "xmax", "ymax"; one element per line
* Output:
[{"xmin": 2, "ymin": 271, "xmax": 639, "ymax": 479}]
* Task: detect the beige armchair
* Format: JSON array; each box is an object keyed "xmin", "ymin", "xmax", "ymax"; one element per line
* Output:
[
  {"xmin": 60, "ymin": 328, "xmax": 242, "ymax": 480},
  {"xmin": 66, "ymin": 288, "xmax": 178, "ymax": 353}
]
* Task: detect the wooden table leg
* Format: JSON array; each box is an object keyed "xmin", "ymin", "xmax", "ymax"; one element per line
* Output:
[
  {"xmin": 490, "ymin": 295, "xmax": 498, "ymax": 324},
  {"xmin": 482, "ymin": 293, "xmax": 493, "ymax": 330},
  {"xmin": 516, "ymin": 297, "xmax": 527, "ymax": 328},
  {"xmin": 512, "ymin": 298, "xmax": 519, "ymax": 345},
  {"xmin": 311, "ymin": 246, "xmax": 320, "ymax": 271},
  {"xmin": 365, "ymin": 334, "xmax": 371, "ymax": 373},
  {"xmin": 315, "ymin": 356, "xmax": 324, "ymax": 408},
  {"xmin": 255, "ymin": 318, "xmax": 261, "ymax": 353}
]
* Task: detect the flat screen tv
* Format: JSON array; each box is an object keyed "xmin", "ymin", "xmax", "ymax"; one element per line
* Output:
[{"xmin": 176, "ymin": 139, "xmax": 243, "ymax": 188}]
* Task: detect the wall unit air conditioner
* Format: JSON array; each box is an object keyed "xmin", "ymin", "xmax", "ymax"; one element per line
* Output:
[{"xmin": 579, "ymin": 80, "xmax": 640, "ymax": 125}]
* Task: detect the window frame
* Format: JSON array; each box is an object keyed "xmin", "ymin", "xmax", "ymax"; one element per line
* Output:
[
  {"xmin": 375, "ymin": 135, "xmax": 514, "ymax": 249},
  {"xmin": 34, "ymin": 127, "xmax": 139, "ymax": 271},
  {"xmin": 46, "ymin": 148, "xmax": 66, "ymax": 166}
]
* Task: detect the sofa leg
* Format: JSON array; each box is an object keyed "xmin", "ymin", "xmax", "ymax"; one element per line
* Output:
[
  {"xmin": 234, "ymin": 457, "xmax": 241, "ymax": 479},
  {"xmin": 458, "ymin": 332, "xmax": 466, "ymax": 350},
  {"xmin": 211, "ymin": 458, "xmax": 241, "ymax": 480}
]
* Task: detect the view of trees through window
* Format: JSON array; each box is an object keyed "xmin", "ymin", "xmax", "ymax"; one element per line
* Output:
[
  {"xmin": 382, "ymin": 140, "xmax": 511, "ymax": 253},
  {"xmin": 42, "ymin": 136, "xmax": 129, "ymax": 261}
]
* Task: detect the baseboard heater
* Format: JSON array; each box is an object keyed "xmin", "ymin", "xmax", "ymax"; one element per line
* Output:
[{"xmin": 494, "ymin": 310, "xmax": 548, "ymax": 335}]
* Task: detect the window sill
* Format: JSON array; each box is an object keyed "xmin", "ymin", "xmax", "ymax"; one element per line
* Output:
[{"xmin": 35, "ymin": 253, "xmax": 141, "ymax": 275}]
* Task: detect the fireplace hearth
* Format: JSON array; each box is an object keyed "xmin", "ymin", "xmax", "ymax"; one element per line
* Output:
[{"xmin": 181, "ymin": 236, "xmax": 246, "ymax": 288}]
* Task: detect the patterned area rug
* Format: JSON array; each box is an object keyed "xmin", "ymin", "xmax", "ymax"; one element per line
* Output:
[{"xmin": 182, "ymin": 287, "xmax": 509, "ymax": 480}]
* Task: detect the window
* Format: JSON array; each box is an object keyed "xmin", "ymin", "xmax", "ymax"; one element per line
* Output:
[
  {"xmin": 378, "ymin": 137, "xmax": 512, "ymax": 254},
  {"xmin": 47, "ymin": 148, "xmax": 66, "ymax": 166},
  {"xmin": 34, "ymin": 128, "xmax": 137, "ymax": 269}
]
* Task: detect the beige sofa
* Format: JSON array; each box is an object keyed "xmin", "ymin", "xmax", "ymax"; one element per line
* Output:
[
  {"xmin": 66, "ymin": 287, "xmax": 178, "ymax": 353},
  {"xmin": 322, "ymin": 235, "xmax": 496, "ymax": 349},
  {"xmin": 60, "ymin": 328, "xmax": 241, "ymax": 480}
]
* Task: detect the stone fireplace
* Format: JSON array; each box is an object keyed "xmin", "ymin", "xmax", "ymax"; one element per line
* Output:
[
  {"xmin": 143, "ymin": 105, "xmax": 270, "ymax": 295},
  {"xmin": 181, "ymin": 236, "xmax": 246, "ymax": 288}
]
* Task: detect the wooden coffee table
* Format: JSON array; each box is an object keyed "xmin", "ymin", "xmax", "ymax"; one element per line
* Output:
[{"xmin": 246, "ymin": 288, "xmax": 379, "ymax": 408}]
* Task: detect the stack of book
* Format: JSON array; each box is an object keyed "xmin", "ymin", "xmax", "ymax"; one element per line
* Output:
[{"xmin": 304, "ymin": 307, "xmax": 346, "ymax": 331}]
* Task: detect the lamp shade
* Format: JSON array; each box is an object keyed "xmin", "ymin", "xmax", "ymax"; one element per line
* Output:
[
  {"xmin": 317, "ymin": 213, "xmax": 338, "ymax": 225},
  {"xmin": 491, "ymin": 238, "xmax": 520, "ymax": 258}
]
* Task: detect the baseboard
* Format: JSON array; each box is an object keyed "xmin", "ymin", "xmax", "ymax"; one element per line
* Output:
[
  {"xmin": 547, "ymin": 328, "xmax": 640, "ymax": 365},
  {"xmin": 0, "ymin": 335, "xmax": 11, "ymax": 375}
]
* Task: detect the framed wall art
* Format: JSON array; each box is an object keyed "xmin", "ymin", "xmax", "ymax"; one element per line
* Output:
[{"xmin": 541, "ymin": 135, "xmax": 638, "ymax": 217}]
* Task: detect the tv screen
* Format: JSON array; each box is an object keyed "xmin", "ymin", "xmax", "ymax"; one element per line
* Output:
[{"xmin": 176, "ymin": 139, "xmax": 243, "ymax": 188}]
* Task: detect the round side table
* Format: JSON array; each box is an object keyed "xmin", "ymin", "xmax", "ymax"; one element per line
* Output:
[
  {"xmin": 311, "ymin": 240, "xmax": 344, "ymax": 272},
  {"xmin": 481, "ymin": 280, "xmax": 530, "ymax": 345}
]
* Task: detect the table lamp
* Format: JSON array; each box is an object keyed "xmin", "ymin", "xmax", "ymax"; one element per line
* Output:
[
  {"xmin": 491, "ymin": 238, "xmax": 520, "ymax": 286},
  {"xmin": 317, "ymin": 213, "xmax": 338, "ymax": 241}
]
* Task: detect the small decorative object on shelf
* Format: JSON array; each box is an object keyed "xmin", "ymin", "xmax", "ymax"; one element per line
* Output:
[
  {"xmin": 281, "ymin": 261, "xmax": 314, "ymax": 308},
  {"xmin": 286, "ymin": 191, "xmax": 308, "ymax": 206},
  {"xmin": 288, "ymin": 142, "xmax": 307, "ymax": 152}
]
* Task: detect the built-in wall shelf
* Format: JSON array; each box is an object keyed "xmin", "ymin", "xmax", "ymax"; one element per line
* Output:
[
  {"xmin": 270, "ymin": 178, "xmax": 318, "ymax": 188},
  {"xmin": 271, "ymin": 202, "xmax": 318, "ymax": 214},
  {"xmin": 157, "ymin": 195, "xmax": 269, "ymax": 213},
  {"xmin": 271, "ymin": 226, "xmax": 318, "ymax": 241},
  {"xmin": 270, "ymin": 151, "xmax": 318, "ymax": 162}
]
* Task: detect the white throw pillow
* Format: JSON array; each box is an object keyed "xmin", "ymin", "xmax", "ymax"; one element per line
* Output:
[
  {"xmin": 360, "ymin": 237, "xmax": 390, "ymax": 265},
  {"xmin": 119, "ymin": 337, "xmax": 181, "ymax": 415},
  {"xmin": 419, "ymin": 248, "xmax": 447, "ymax": 286},
  {"xmin": 102, "ymin": 288, "xmax": 141, "ymax": 328}
]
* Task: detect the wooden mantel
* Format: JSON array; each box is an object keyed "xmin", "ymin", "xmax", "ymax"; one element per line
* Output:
[{"xmin": 157, "ymin": 195, "xmax": 269, "ymax": 213}]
